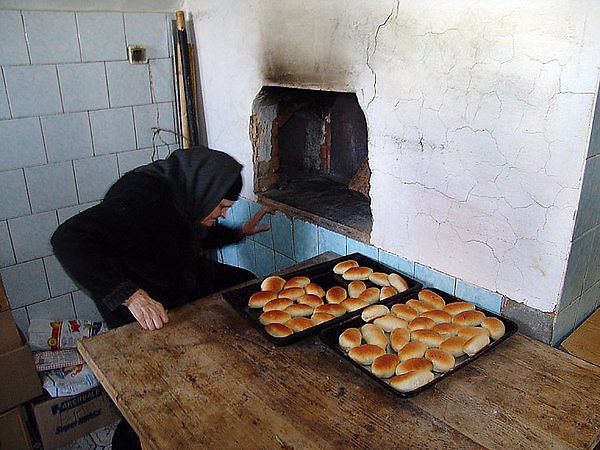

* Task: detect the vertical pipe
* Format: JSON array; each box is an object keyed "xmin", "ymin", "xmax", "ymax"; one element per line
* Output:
[{"xmin": 176, "ymin": 11, "xmax": 199, "ymax": 147}]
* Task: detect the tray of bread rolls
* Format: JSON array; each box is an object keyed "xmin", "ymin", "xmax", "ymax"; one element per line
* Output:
[
  {"xmin": 221, "ymin": 253, "xmax": 422, "ymax": 345},
  {"xmin": 319, "ymin": 288, "xmax": 518, "ymax": 397}
]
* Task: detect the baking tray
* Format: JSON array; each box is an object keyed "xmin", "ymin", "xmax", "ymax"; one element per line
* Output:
[
  {"xmin": 222, "ymin": 252, "xmax": 422, "ymax": 345},
  {"xmin": 319, "ymin": 287, "xmax": 518, "ymax": 398}
]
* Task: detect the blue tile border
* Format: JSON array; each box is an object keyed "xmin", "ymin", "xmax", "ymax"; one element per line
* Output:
[
  {"xmin": 455, "ymin": 279, "xmax": 502, "ymax": 314},
  {"xmin": 347, "ymin": 237, "xmax": 377, "ymax": 259},
  {"xmin": 414, "ymin": 263, "xmax": 456, "ymax": 294},
  {"xmin": 318, "ymin": 227, "xmax": 346, "ymax": 255}
]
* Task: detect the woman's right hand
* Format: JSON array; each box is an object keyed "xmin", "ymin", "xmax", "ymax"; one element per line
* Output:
[{"xmin": 123, "ymin": 289, "xmax": 169, "ymax": 330}]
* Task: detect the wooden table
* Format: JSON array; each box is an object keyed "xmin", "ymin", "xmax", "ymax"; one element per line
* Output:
[{"xmin": 78, "ymin": 254, "xmax": 600, "ymax": 449}]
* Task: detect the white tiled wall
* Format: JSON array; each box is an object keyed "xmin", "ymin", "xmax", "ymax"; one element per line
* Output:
[{"xmin": 0, "ymin": 9, "xmax": 178, "ymax": 332}]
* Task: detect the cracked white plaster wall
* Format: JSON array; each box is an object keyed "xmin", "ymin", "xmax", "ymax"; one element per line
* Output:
[{"xmin": 185, "ymin": 0, "xmax": 600, "ymax": 312}]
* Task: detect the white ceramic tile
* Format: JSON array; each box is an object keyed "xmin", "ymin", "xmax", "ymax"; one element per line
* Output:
[
  {"xmin": 0, "ymin": 70, "xmax": 10, "ymax": 119},
  {"xmin": 106, "ymin": 61, "xmax": 151, "ymax": 107},
  {"xmin": 25, "ymin": 162, "xmax": 78, "ymax": 213},
  {"xmin": 77, "ymin": 12, "xmax": 126, "ymax": 62},
  {"xmin": 23, "ymin": 11, "xmax": 80, "ymax": 64},
  {"xmin": 90, "ymin": 107, "xmax": 136, "ymax": 154},
  {"xmin": 41, "ymin": 112, "xmax": 93, "ymax": 162},
  {"xmin": 133, "ymin": 102, "xmax": 176, "ymax": 149},
  {"xmin": 8, "ymin": 211, "xmax": 58, "ymax": 262},
  {"xmin": 0, "ymin": 259, "xmax": 49, "ymax": 307},
  {"xmin": 0, "ymin": 221, "xmax": 15, "ymax": 268},
  {"xmin": 73, "ymin": 155, "xmax": 119, "ymax": 203},
  {"xmin": 0, "ymin": 11, "xmax": 29, "ymax": 65},
  {"xmin": 44, "ymin": 255, "xmax": 78, "ymax": 297},
  {"xmin": 0, "ymin": 118, "xmax": 46, "ymax": 170},
  {"xmin": 72, "ymin": 290, "xmax": 103, "ymax": 322},
  {"xmin": 4, "ymin": 65, "xmax": 62, "ymax": 118},
  {"xmin": 27, "ymin": 293, "xmax": 76, "ymax": 321},
  {"xmin": 58, "ymin": 63, "xmax": 109, "ymax": 112},
  {"xmin": 124, "ymin": 12, "xmax": 169, "ymax": 58},
  {"xmin": 57, "ymin": 202, "xmax": 97, "ymax": 224},
  {"xmin": 0, "ymin": 170, "xmax": 30, "ymax": 221},
  {"xmin": 10, "ymin": 307, "xmax": 29, "ymax": 335},
  {"xmin": 149, "ymin": 58, "xmax": 174, "ymax": 102},
  {"xmin": 117, "ymin": 148, "xmax": 153, "ymax": 175}
]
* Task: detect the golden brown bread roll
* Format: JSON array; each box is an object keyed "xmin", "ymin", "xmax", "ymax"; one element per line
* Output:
[
  {"xmin": 457, "ymin": 326, "xmax": 490, "ymax": 339},
  {"xmin": 439, "ymin": 336, "xmax": 468, "ymax": 357},
  {"xmin": 391, "ymin": 303, "xmax": 419, "ymax": 321},
  {"xmin": 304, "ymin": 283, "xmax": 325, "ymax": 298},
  {"xmin": 248, "ymin": 291, "xmax": 277, "ymax": 308},
  {"xmin": 348, "ymin": 280, "xmax": 367, "ymax": 298},
  {"xmin": 259, "ymin": 310, "xmax": 292, "ymax": 325},
  {"xmin": 278, "ymin": 287, "xmax": 305, "ymax": 300},
  {"xmin": 408, "ymin": 317, "xmax": 436, "ymax": 331},
  {"xmin": 348, "ymin": 344, "xmax": 385, "ymax": 365},
  {"xmin": 284, "ymin": 304, "xmax": 314, "ymax": 318},
  {"xmin": 283, "ymin": 276, "xmax": 311, "ymax": 289},
  {"xmin": 371, "ymin": 354, "xmax": 399, "ymax": 379},
  {"xmin": 311, "ymin": 312, "xmax": 335, "ymax": 324},
  {"xmin": 390, "ymin": 370, "xmax": 434, "ymax": 392},
  {"xmin": 297, "ymin": 294, "xmax": 323, "ymax": 308},
  {"xmin": 342, "ymin": 267, "xmax": 373, "ymax": 281},
  {"xmin": 333, "ymin": 260, "xmax": 359, "ymax": 274},
  {"xmin": 315, "ymin": 304, "xmax": 346, "ymax": 317},
  {"xmin": 265, "ymin": 323, "xmax": 293, "ymax": 337},
  {"xmin": 463, "ymin": 333, "xmax": 490, "ymax": 356},
  {"xmin": 380, "ymin": 286, "xmax": 398, "ymax": 300},
  {"xmin": 453, "ymin": 310, "xmax": 486, "ymax": 327},
  {"xmin": 425, "ymin": 348, "xmax": 455, "ymax": 372},
  {"xmin": 388, "ymin": 273, "xmax": 409, "ymax": 293},
  {"xmin": 398, "ymin": 341, "xmax": 428, "ymax": 361},
  {"xmin": 260, "ymin": 276, "xmax": 286, "ymax": 293},
  {"xmin": 369, "ymin": 272, "xmax": 390, "ymax": 286},
  {"xmin": 406, "ymin": 299, "xmax": 435, "ymax": 313},
  {"xmin": 390, "ymin": 328, "xmax": 411, "ymax": 352},
  {"xmin": 358, "ymin": 287, "xmax": 381, "ymax": 305},
  {"xmin": 443, "ymin": 301, "xmax": 476, "ymax": 316},
  {"xmin": 339, "ymin": 327, "xmax": 362, "ymax": 351},
  {"xmin": 285, "ymin": 317, "xmax": 315, "ymax": 332},
  {"xmin": 420, "ymin": 310, "xmax": 452, "ymax": 324},
  {"xmin": 361, "ymin": 305, "xmax": 390, "ymax": 322},
  {"xmin": 263, "ymin": 298, "xmax": 293, "ymax": 312},
  {"xmin": 360, "ymin": 323, "xmax": 388, "ymax": 349},
  {"xmin": 395, "ymin": 357, "xmax": 434, "ymax": 375},
  {"xmin": 373, "ymin": 314, "xmax": 408, "ymax": 332},
  {"xmin": 418, "ymin": 289, "xmax": 446, "ymax": 309},
  {"xmin": 411, "ymin": 329, "xmax": 445, "ymax": 348},
  {"xmin": 432, "ymin": 322, "xmax": 462, "ymax": 337},
  {"xmin": 481, "ymin": 317, "xmax": 506, "ymax": 340},
  {"xmin": 326, "ymin": 286, "xmax": 348, "ymax": 304},
  {"xmin": 340, "ymin": 298, "xmax": 368, "ymax": 312}
]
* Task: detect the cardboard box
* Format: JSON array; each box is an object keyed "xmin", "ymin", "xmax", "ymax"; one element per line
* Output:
[
  {"xmin": 561, "ymin": 308, "xmax": 600, "ymax": 366},
  {"xmin": 0, "ymin": 329, "xmax": 43, "ymax": 414},
  {"xmin": 0, "ymin": 308, "xmax": 22, "ymax": 354},
  {"xmin": 0, "ymin": 407, "xmax": 33, "ymax": 450},
  {"xmin": 31, "ymin": 387, "xmax": 120, "ymax": 450}
]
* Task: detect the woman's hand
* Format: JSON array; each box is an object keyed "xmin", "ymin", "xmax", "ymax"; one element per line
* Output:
[
  {"xmin": 241, "ymin": 207, "xmax": 275, "ymax": 236},
  {"xmin": 123, "ymin": 289, "xmax": 169, "ymax": 330}
]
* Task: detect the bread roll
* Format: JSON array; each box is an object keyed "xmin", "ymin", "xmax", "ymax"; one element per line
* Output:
[
  {"xmin": 278, "ymin": 287, "xmax": 305, "ymax": 300},
  {"xmin": 463, "ymin": 333, "xmax": 490, "ymax": 356},
  {"xmin": 297, "ymin": 294, "xmax": 323, "ymax": 308},
  {"xmin": 373, "ymin": 314, "xmax": 408, "ymax": 332},
  {"xmin": 481, "ymin": 317, "xmax": 506, "ymax": 340},
  {"xmin": 388, "ymin": 273, "xmax": 409, "ymax": 293},
  {"xmin": 439, "ymin": 336, "xmax": 468, "ymax": 357},
  {"xmin": 395, "ymin": 357, "xmax": 434, "ymax": 375},
  {"xmin": 371, "ymin": 354, "xmax": 399, "ymax": 379},
  {"xmin": 411, "ymin": 329, "xmax": 445, "ymax": 348},
  {"xmin": 406, "ymin": 299, "xmax": 435, "ymax": 313},
  {"xmin": 358, "ymin": 287, "xmax": 381, "ymax": 305},
  {"xmin": 361, "ymin": 305, "xmax": 390, "ymax": 322},
  {"xmin": 284, "ymin": 276, "xmax": 311, "ymax": 289},
  {"xmin": 408, "ymin": 317, "xmax": 436, "ymax": 331},
  {"xmin": 420, "ymin": 310, "xmax": 452, "ymax": 324},
  {"xmin": 285, "ymin": 317, "xmax": 315, "ymax": 332},
  {"xmin": 432, "ymin": 322, "xmax": 462, "ymax": 337},
  {"xmin": 311, "ymin": 312, "xmax": 335, "ymax": 324},
  {"xmin": 398, "ymin": 341, "xmax": 427, "ymax": 361},
  {"xmin": 348, "ymin": 280, "xmax": 367, "ymax": 298},
  {"xmin": 260, "ymin": 276, "xmax": 285, "ymax": 293},
  {"xmin": 339, "ymin": 327, "xmax": 362, "ymax": 351},
  {"xmin": 360, "ymin": 323, "xmax": 388, "ymax": 349},
  {"xmin": 284, "ymin": 303, "xmax": 314, "ymax": 318},
  {"xmin": 453, "ymin": 310, "xmax": 486, "ymax": 327},
  {"xmin": 259, "ymin": 310, "xmax": 292, "ymax": 325},
  {"xmin": 314, "ymin": 304, "xmax": 346, "ymax": 317},
  {"xmin": 265, "ymin": 323, "xmax": 293, "ymax": 337},
  {"xmin": 248, "ymin": 291, "xmax": 277, "ymax": 308},
  {"xmin": 263, "ymin": 298, "xmax": 293, "ymax": 312},
  {"xmin": 342, "ymin": 267, "xmax": 373, "ymax": 281},
  {"xmin": 340, "ymin": 298, "xmax": 368, "ymax": 312},
  {"xmin": 326, "ymin": 286, "xmax": 348, "ymax": 304},
  {"xmin": 380, "ymin": 286, "xmax": 398, "ymax": 300},
  {"xmin": 304, "ymin": 283, "xmax": 325, "ymax": 298},
  {"xmin": 443, "ymin": 301, "xmax": 476, "ymax": 316},
  {"xmin": 348, "ymin": 344, "xmax": 385, "ymax": 365},
  {"xmin": 390, "ymin": 328, "xmax": 411, "ymax": 352},
  {"xmin": 369, "ymin": 272, "xmax": 390, "ymax": 286},
  {"xmin": 390, "ymin": 370, "xmax": 434, "ymax": 392},
  {"xmin": 457, "ymin": 326, "xmax": 490, "ymax": 339},
  {"xmin": 333, "ymin": 260, "xmax": 359, "ymax": 274},
  {"xmin": 424, "ymin": 348, "xmax": 455, "ymax": 372},
  {"xmin": 391, "ymin": 303, "xmax": 419, "ymax": 321},
  {"xmin": 418, "ymin": 289, "xmax": 446, "ymax": 309}
]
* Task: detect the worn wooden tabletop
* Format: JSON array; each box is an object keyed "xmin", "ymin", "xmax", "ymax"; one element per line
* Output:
[{"xmin": 78, "ymin": 254, "xmax": 600, "ymax": 449}]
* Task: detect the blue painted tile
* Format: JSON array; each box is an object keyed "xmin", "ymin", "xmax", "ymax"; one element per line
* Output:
[
  {"xmin": 347, "ymin": 238, "xmax": 378, "ymax": 259},
  {"xmin": 23, "ymin": 11, "xmax": 80, "ymax": 64},
  {"xmin": 415, "ymin": 263, "xmax": 456, "ymax": 294},
  {"xmin": 559, "ymin": 230, "xmax": 595, "ymax": 310},
  {"xmin": 583, "ymin": 229, "xmax": 600, "ymax": 293},
  {"xmin": 0, "ymin": 170, "xmax": 31, "ymax": 220},
  {"xmin": 248, "ymin": 202, "xmax": 273, "ymax": 248},
  {"xmin": 378, "ymin": 250, "xmax": 398, "ymax": 270},
  {"xmin": 41, "ymin": 112, "xmax": 93, "ymax": 162},
  {"xmin": 90, "ymin": 107, "xmax": 136, "ymax": 154},
  {"xmin": 149, "ymin": 58, "xmax": 174, "ymax": 102},
  {"xmin": 133, "ymin": 103, "xmax": 175, "ymax": 149},
  {"xmin": 44, "ymin": 255, "xmax": 77, "ymax": 297},
  {"xmin": 0, "ymin": 118, "xmax": 45, "ymax": 171},
  {"xmin": 397, "ymin": 257, "xmax": 415, "ymax": 277},
  {"xmin": 293, "ymin": 219, "xmax": 318, "ymax": 262},
  {"xmin": 455, "ymin": 279, "xmax": 502, "ymax": 314},
  {"xmin": 576, "ymin": 282, "xmax": 600, "ymax": 328},
  {"xmin": 275, "ymin": 252, "xmax": 296, "ymax": 272},
  {"xmin": 552, "ymin": 302, "xmax": 578, "ymax": 345},
  {"xmin": 106, "ymin": 61, "xmax": 151, "ymax": 107},
  {"xmin": 221, "ymin": 244, "xmax": 238, "ymax": 267},
  {"xmin": 117, "ymin": 149, "xmax": 153, "ymax": 175},
  {"xmin": 377, "ymin": 249, "xmax": 415, "ymax": 276},
  {"xmin": 573, "ymin": 155, "xmax": 600, "ymax": 238},
  {"xmin": 25, "ymin": 162, "xmax": 78, "ymax": 213},
  {"xmin": 8, "ymin": 211, "xmax": 57, "ymax": 262},
  {"xmin": 236, "ymin": 239, "xmax": 256, "ymax": 275},
  {"xmin": 72, "ymin": 290, "xmax": 103, "ymax": 322},
  {"xmin": 0, "ymin": 259, "xmax": 49, "ymax": 307},
  {"xmin": 4, "ymin": 65, "xmax": 62, "ymax": 118},
  {"xmin": 73, "ymin": 155, "xmax": 119, "ymax": 203},
  {"xmin": 27, "ymin": 294, "xmax": 76, "ymax": 321},
  {"xmin": 0, "ymin": 11, "xmax": 29, "ymax": 65},
  {"xmin": 58, "ymin": 63, "xmax": 109, "ymax": 112},
  {"xmin": 124, "ymin": 13, "xmax": 169, "ymax": 59},
  {"xmin": 318, "ymin": 227, "xmax": 346, "ymax": 256},
  {"xmin": 77, "ymin": 12, "xmax": 126, "ymax": 62},
  {"xmin": 0, "ymin": 70, "xmax": 9, "ymax": 119},
  {"xmin": 10, "ymin": 307, "xmax": 29, "ymax": 334},
  {"xmin": 231, "ymin": 198, "xmax": 251, "ymax": 227},
  {"xmin": 0, "ymin": 221, "xmax": 15, "ymax": 268},
  {"xmin": 254, "ymin": 242, "xmax": 276, "ymax": 277},
  {"xmin": 271, "ymin": 212, "xmax": 294, "ymax": 258},
  {"xmin": 57, "ymin": 202, "xmax": 97, "ymax": 224},
  {"xmin": 588, "ymin": 89, "xmax": 600, "ymax": 158}
]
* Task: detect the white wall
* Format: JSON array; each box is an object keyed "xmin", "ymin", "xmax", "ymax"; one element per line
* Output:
[{"xmin": 185, "ymin": 0, "xmax": 600, "ymax": 312}]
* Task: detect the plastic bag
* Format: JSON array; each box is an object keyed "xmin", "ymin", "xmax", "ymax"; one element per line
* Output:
[
  {"xmin": 29, "ymin": 320, "xmax": 106, "ymax": 351},
  {"xmin": 41, "ymin": 364, "xmax": 99, "ymax": 397}
]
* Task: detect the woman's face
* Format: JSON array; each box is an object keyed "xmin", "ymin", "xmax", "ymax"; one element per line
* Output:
[{"xmin": 200, "ymin": 199, "xmax": 235, "ymax": 227}]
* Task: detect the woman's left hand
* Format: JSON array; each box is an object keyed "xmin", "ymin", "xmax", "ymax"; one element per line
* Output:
[{"xmin": 242, "ymin": 207, "xmax": 275, "ymax": 236}]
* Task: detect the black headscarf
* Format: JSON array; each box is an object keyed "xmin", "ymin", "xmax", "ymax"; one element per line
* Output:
[{"xmin": 133, "ymin": 146, "xmax": 243, "ymax": 228}]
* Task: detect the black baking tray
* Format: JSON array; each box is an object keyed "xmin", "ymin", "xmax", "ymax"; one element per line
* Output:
[
  {"xmin": 222, "ymin": 252, "xmax": 422, "ymax": 345},
  {"xmin": 319, "ymin": 287, "xmax": 518, "ymax": 398}
]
